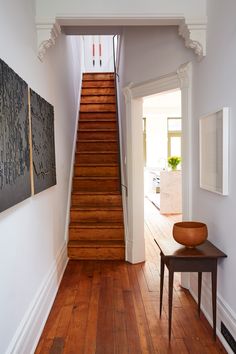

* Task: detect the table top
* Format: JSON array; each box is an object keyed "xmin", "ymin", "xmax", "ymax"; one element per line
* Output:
[{"xmin": 154, "ymin": 238, "xmax": 227, "ymax": 259}]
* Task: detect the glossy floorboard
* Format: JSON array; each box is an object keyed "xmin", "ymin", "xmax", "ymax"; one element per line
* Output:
[{"xmin": 35, "ymin": 199, "xmax": 226, "ymax": 353}]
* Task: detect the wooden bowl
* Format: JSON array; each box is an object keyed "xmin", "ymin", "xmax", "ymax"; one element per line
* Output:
[{"xmin": 173, "ymin": 221, "xmax": 208, "ymax": 248}]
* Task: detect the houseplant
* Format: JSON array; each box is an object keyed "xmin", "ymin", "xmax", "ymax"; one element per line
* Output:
[{"xmin": 168, "ymin": 156, "xmax": 181, "ymax": 170}]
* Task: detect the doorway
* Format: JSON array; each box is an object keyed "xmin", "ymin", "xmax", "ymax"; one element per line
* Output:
[
  {"xmin": 123, "ymin": 62, "xmax": 192, "ymax": 265},
  {"xmin": 143, "ymin": 89, "xmax": 182, "ymax": 217}
]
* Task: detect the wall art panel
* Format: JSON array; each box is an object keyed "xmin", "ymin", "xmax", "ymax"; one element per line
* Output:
[
  {"xmin": 0, "ymin": 58, "xmax": 31, "ymax": 212},
  {"xmin": 30, "ymin": 89, "xmax": 56, "ymax": 194}
]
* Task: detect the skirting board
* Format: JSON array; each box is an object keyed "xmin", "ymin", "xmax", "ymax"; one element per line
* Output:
[
  {"xmin": 190, "ymin": 274, "xmax": 236, "ymax": 354},
  {"xmin": 6, "ymin": 242, "xmax": 68, "ymax": 354}
]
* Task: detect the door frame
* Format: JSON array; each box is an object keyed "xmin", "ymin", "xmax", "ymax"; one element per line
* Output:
[{"xmin": 123, "ymin": 62, "xmax": 193, "ymax": 268}]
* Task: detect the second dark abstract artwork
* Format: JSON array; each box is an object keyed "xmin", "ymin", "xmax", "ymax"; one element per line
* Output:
[
  {"xmin": 30, "ymin": 89, "xmax": 56, "ymax": 195},
  {"xmin": 0, "ymin": 59, "xmax": 31, "ymax": 212}
]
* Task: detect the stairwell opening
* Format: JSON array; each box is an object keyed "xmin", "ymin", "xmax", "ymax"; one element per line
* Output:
[{"xmin": 67, "ymin": 35, "xmax": 126, "ymax": 260}]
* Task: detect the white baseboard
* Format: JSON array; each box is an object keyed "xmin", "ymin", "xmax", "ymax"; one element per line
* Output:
[
  {"xmin": 6, "ymin": 242, "xmax": 68, "ymax": 354},
  {"xmin": 190, "ymin": 273, "xmax": 236, "ymax": 354}
]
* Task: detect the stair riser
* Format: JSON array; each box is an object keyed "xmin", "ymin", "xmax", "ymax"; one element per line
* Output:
[
  {"xmin": 79, "ymin": 112, "xmax": 116, "ymax": 120},
  {"xmin": 79, "ymin": 121, "xmax": 117, "ymax": 130},
  {"xmin": 70, "ymin": 210, "xmax": 123, "ymax": 223},
  {"xmin": 68, "ymin": 247, "xmax": 125, "ymax": 260},
  {"xmin": 74, "ymin": 165, "xmax": 119, "ymax": 177},
  {"xmin": 80, "ymin": 103, "xmax": 116, "ymax": 112},
  {"xmin": 73, "ymin": 179, "xmax": 120, "ymax": 192},
  {"xmin": 81, "ymin": 96, "xmax": 115, "ymax": 104},
  {"xmin": 75, "ymin": 153, "xmax": 118, "ymax": 164},
  {"xmin": 78, "ymin": 131, "xmax": 117, "ymax": 140},
  {"xmin": 71, "ymin": 194, "xmax": 122, "ymax": 207},
  {"xmin": 76, "ymin": 141, "xmax": 118, "ymax": 152},
  {"xmin": 82, "ymin": 88, "xmax": 115, "ymax": 96},
  {"xmin": 83, "ymin": 73, "xmax": 115, "ymax": 81},
  {"xmin": 69, "ymin": 228, "xmax": 124, "ymax": 241}
]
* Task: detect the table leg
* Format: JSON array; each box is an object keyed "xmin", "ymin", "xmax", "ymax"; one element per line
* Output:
[
  {"xmin": 212, "ymin": 266, "xmax": 217, "ymax": 340},
  {"xmin": 168, "ymin": 269, "xmax": 174, "ymax": 341},
  {"xmin": 198, "ymin": 272, "xmax": 202, "ymax": 317},
  {"xmin": 160, "ymin": 255, "xmax": 165, "ymax": 318}
]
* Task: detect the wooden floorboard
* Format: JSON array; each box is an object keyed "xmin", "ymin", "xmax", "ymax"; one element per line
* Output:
[{"xmin": 35, "ymin": 198, "xmax": 226, "ymax": 354}]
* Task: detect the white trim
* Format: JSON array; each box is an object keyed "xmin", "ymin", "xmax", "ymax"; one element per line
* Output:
[
  {"xmin": 36, "ymin": 16, "xmax": 207, "ymax": 60},
  {"xmin": 123, "ymin": 62, "xmax": 192, "ymax": 264},
  {"xmin": 179, "ymin": 18, "xmax": 207, "ymax": 58},
  {"xmin": 64, "ymin": 41, "xmax": 84, "ymax": 243},
  {"xmin": 6, "ymin": 242, "xmax": 68, "ymax": 354},
  {"xmin": 190, "ymin": 274, "xmax": 236, "ymax": 354}
]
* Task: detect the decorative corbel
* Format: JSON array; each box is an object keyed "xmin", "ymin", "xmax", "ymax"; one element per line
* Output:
[
  {"xmin": 37, "ymin": 21, "xmax": 61, "ymax": 62},
  {"xmin": 179, "ymin": 19, "xmax": 207, "ymax": 59}
]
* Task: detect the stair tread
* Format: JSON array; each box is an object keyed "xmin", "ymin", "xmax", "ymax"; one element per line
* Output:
[
  {"xmin": 69, "ymin": 222, "xmax": 123, "ymax": 229},
  {"xmin": 80, "ymin": 101, "xmax": 115, "ymax": 106},
  {"xmin": 76, "ymin": 151, "xmax": 118, "ymax": 155},
  {"xmin": 82, "ymin": 85, "xmax": 115, "ymax": 89},
  {"xmin": 72, "ymin": 191, "xmax": 121, "ymax": 195},
  {"xmin": 79, "ymin": 119, "xmax": 116, "ymax": 122},
  {"xmin": 81, "ymin": 94, "xmax": 115, "ymax": 96},
  {"xmin": 74, "ymin": 163, "xmax": 118, "ymax": 167},
  {"xmin": 79, "ymin": 128, "xmax": 117, "ymax": 131},
  {"xmin": 77, "ymin": 139, "xmax": 117, "ymax": 142},
  {"xmin": 80, "ymin": 110, "xmax": 116, "ymax": 113},
  {"xmin": 71, "ymin": 206, "xmax": 122, "ymax": 210},
  {"xmin": 68, "ymin": 240, "xmax": 124, "ymax": 247},
  {"xmin": 72, "ymin": 192, "xmax": 120, "ymax": 196},
  {"xmin": 73, "ymin": 176, "xmax": 119, "ymax": 180},
  {"xmin": 81, "ymin": 94, "xmax": 115, "ymax": 97}
]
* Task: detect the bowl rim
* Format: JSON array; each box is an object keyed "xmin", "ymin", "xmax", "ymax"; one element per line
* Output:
[{"xmin": 174, "ymin": 221, "xmax": 207, "ymax": 229}]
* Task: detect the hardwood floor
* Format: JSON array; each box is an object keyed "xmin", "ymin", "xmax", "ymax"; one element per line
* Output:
[{"xmin": 35, "ymin": 199, "xmax": 226, "ymax": 354}]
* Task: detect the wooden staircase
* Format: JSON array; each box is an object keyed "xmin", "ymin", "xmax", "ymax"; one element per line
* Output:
[{"xmin": 67, "ymin": 72, "xmax": 125, "ymax": 260}]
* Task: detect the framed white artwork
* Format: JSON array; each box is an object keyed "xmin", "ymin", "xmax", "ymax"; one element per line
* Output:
[{"xmin": 199, "ymin": 107, "xmax": 229, "ymax": 195}]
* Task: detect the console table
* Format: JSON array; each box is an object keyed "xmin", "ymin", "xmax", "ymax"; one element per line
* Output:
[{"xmin": 154, "ymin": 238, "xmax": 227, "ymax": 340}]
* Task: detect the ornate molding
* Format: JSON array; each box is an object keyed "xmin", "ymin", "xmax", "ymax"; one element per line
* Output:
[
  {"xmin": 122, "ymin": 83, "xmax": 134, "ymax": 104},
  {"xmin": 179, "ymin": 19, "xmax": 207, "ymax": 59},
  {"xmin": 37, "ymin": 21, "xmax": 61, "ymax": 61},
  {"xmin": 35, "ymin": 16, "xmax": 207, "ymax": 60},
  {"xmin": 177, "ymin": 61, "xmax": 192, "ymax": 88}
]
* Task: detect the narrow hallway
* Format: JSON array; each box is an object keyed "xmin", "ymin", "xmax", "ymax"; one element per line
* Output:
[{"xmin": 35, "ymin": 199, "xmax": 225, "ymax": 353}]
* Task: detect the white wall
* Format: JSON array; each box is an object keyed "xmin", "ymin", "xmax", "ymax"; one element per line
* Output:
[
  {"xmin": 190, "ymin": 0, "xmax": 236, "ymax": 346},
  {"xmin": 122, "ymin": 26, "xmax": 195, "ymax": 85},
  {"xmin": 0, "ymin": 1, "xmax": 82, "ymax": 353},
  {"xmin": 118, "ymin": 26, "xmax": 195, "ymax": 189}
]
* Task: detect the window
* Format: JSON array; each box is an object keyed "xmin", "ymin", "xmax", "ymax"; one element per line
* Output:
[{"xmin": 167, "ymin": 118, "xmax": 182, "ymax": 160}]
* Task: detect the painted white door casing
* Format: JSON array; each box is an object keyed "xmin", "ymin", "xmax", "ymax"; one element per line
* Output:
[{"xmin": 123, "ymin": 62, "xmax": 192, "ymax": 265}]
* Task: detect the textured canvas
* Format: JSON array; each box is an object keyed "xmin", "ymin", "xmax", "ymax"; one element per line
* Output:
[
  {"xmin": 30, "ymin": 89, "xmax": 56, "ymax": 194},
  {"xmin": 0, "ymin": 59, "xmax": 31, "ymax": 212}
]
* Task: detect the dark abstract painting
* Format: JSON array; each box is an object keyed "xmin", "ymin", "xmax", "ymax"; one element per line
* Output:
[
  {"xmin": 0, "ymin": 58, "xmax": 31, "ymax": 212},
  {"xmin": 30, "ymin": 89, "xmax": 56, "ymax": 194}
]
